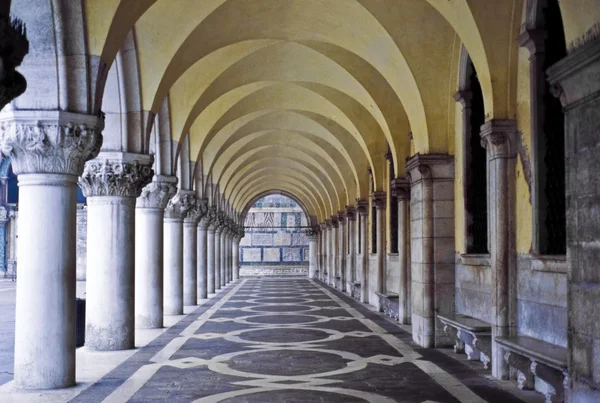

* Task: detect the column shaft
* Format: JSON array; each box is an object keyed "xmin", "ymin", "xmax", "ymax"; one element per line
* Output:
[
  {"xmin": 197, "ymin": 224, "xmax": 208, "ymax": 299},
  {"xmin": 183, "ymin": 221, "xmax": 197, "ymax": 305},
  {"xmin": 339, "ymin": 218, "xmax": 347, "ymax": 291},
  {"xmin": 232, "ymin": 238, "xmax": 240, "ymax": 281},
  {"xmin": 398, "ymin": 197, "xmax": 411, "ymax": 324},
  {"xmin": 214, "ymin": 229, "xmax": 221, "ymax": 290},
  {"xmin": 164, "ymin": 218, "xmax": 184, "ymax": 315},
  {"xmin": 135, "ymin": 208, "xmax": 164, "ymax": 328},
  {"xmin": 86, "ymin": 197, "xmax": 136, "ymax": 349},
  {"xmin": 207, "ymin": 228, "xmax": 216, "ymax": 294},
  {"xmin": 358, "ymin": 206, "xmax": 369, "ymax": 303},
  {"xmin": 14, "ymin": 174, "xmax": 77, "ymax": 388}
]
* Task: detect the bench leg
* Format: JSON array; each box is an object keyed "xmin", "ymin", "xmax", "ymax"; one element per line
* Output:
[
  {"xmin": 443, "ymin": 324, "xmax": 464, "ymax": 353},
  {"xmin": 530, "ymin": 361, "xmax": 566, "ymax": 403},
  {"xmin": 504, "ymin": 351, "xmax": 534, "ymax": 390},
  {"xmin": 473, "ymin": 335, "xmax": 491, "ymax": 369}
]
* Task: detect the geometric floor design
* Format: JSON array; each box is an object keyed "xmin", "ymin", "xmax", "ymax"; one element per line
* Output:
[{"xmin": 70, "ymin": 278, "xmax": 536, "ymax": 403}]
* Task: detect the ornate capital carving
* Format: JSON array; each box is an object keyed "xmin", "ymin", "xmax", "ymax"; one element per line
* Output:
[
  {"xmin": 79, "ymin": 153, "xmax": 153, "ymax": 198},
  {"xmin": 185, "ymin": 200, "xmax": 206, "ymax": 224},
  {"xmin": 205, "ymin": 207, "xmax": 218, "ymax": 231},
  {"xmin": 372, "ymin": 191, "xmax": 386, "ymax": 210},
  {"xmin": 346, "ymin": 206, "xmax": 357, "ymax": 221},
  {"xmin": 330, "ymin": 216, "xmax": 339, "ymax": 228},
  {"xmin": 356, "ymin": 199, "xmax": 369, "ymax": 216},
  {"xmin": 518, "ymin": 29, "xmax": 547, "ymax": 57},
  {"xmin": 391, "ymin": 177, "xmax": 410, "ymax": 201},
  {"xmin": 0, "ymin": 111, "xmax": 104, "ymax": 176},
  {"xmin": 305, "ymin": 228, "xmax": 318, "ymax": 241},
  {"xmin": 337, "ymin": 211, "xmax": 346, "ymax": 223},
  {"xmin": 136, "ymin": 175, "xmax": 177, "ymax": 209},
  {"xmin": 325, "ymin": 219, "xmax": 332, "ymax": 228},
  {"xmin": 480, "ymin": 119, "xmax": 517, "ymax": 157},
  {"xmin": 165, "ymin": 190, "xmax": 195, "ymax": 219}
]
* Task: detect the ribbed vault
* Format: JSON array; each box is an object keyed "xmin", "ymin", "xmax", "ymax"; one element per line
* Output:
[{"xmin": 82, "ymin": 0, "xmax": 525, "ymax": 221}]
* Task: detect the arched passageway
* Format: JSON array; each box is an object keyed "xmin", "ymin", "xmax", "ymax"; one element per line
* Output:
[{"xmin": 0, "ymin": 0, "xmax": 599, "ymax": 401}]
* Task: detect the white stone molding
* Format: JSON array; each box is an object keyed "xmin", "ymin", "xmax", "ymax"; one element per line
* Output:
[
  {"xmin": 0, "ymin": 110, "xmax": 104, "ymax": 176},
  {"xmin": 165, "ymin": 189, "xmax": 195, "ymax": 219},
  {"xmin": 79, "ymin": 152, "xmax": 154, "ymax": 198},
  {"xmin": 185, "ymin": 197, "xmax": 208, "ymax": 224},
  {"xmin": 136, "ymin": 175, "xmax": 177, "ymax": 209}
]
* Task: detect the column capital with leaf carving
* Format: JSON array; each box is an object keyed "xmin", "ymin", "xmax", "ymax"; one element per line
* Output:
[
  {"xmin": 480, "ymin": 119, "xmax": 518, "ymax": 158},
  {"xmin": 137, "ymin": 175, "xmax": 177, "ymax": 209},
  {"xmin": 0, "ymin": 110, "xmax": 104, "ymax": 176},
  {"xmin": 355, "ymin": 199, "xmax": 369, "ymax": 216},
  {"xmin": 372, "ymin": 191, "xmax": 386, "ymax": 210},
  {"xmin": 165, "ymin": 189, "xmax": 195, "ymax": 221},
  {"xmin": 345, "ymin": 206, "xmax": 357, "ymax": 221},
  {"xmin": 79, "ymin": 152, "xmax": 153, "ymax": 199},
  {"xmin": 391, "ymin": 177, "xmax": 411, "ymax": 201}
]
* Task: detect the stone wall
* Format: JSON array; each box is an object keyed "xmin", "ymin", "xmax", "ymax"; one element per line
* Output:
[
  {"xmin": 454, "ymin": 254, "xmax": 492, "ymax": 323},
  {"xmin": 240, "ymin": 195, "xmax": 309, "ymax": 268},
  {"xmin": 385, "ymin": 254, "xmax": 400, "ymax": 294}
]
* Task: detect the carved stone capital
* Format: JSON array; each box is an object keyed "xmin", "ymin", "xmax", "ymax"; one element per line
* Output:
[
  {"xmin": 480, "ymin": 119, "xmax": 517, "ymax": 157},
  {"xmin": 372, "ymin": 191, "xmax": 386, "ymax": 210},
  {"xmin": 330, "ymin": 216, "xmax": 339, "ymax": 228},
  {"xmin": 320, "ymin": 223, "xmax": 328, "ymax": 231},
  {"xmin": 405, "ymin": 153, "xmax": 454, "ymax": 183},
  {"xmin": 185, "ymin": 198, "xmax": 208, "ymax": 224},
  {"xmin": 337, "ymin": 211, "xmax": 346, "ymax": 223},
  {"xmin": 346, "ymin": 206, "xmax": 357, "ymax": 221},
  {"xmin": 356, "ymin": 199, "xmax": 369, "ymax": 216},
  {"xmin": 325, "ymin": 219, "xmax": 332, "ymax": 228},
  {"xmin": 305, "ymin": 228, "xmax": 318, "ymax": 241},
  {"xmin": 391, "ymin": 177, "xmax": 411, "ymax": 200},
  {"xmin": 453, "ymin": 90, "xmax": 473, "ymax": 108},
  {"xmin": 165, "ymin": 189, "xmax": 195, "ymax": 220},
  {"xmin": 136, "ymin": 175, "xmax": 177, "ymax": 209},
  {"xmin": 518, "ymin": 29, "xmax": 547, "ymax": 57},
  {"xmin": 0, "ymin": 111, "xmax": 104, "ymax": 176},
  {"xmin": 206, "ymin": 207, "xmax": 218, "ymax": 231},
  {"xmin": 79, "ymin": 152, "xmax": 153, "ymax": 198}
]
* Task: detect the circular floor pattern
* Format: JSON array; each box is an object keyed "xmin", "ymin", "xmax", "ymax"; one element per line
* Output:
[
  {"xmin": 228, "ymin": 349, "xmax": 349, "ymax": 376},
  {"xmin": 252, "ymin": 297, "xmax": 307, "ymax": 304},
  {"xmin": 249, "ymin": 304, "xmax": 313, "ymax": 313},
  {"xmin": 218, "ymin": 389, "xmax": 369, "ymax": 403},
  {"xmin": 245, "ymin": 314, "xmax": 317, "ymax": 325},
  {"xmin": 237, "ymin": 327, "xmax": 330, "ymax": 343}
]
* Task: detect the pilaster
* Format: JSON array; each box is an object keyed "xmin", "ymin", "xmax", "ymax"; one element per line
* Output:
[
  {"xmin": 372, "ymin": 191, "xmax": 386, "ymax": 303},
  {"xmin": 356, "ymin": 199, "xmax": 369, "ymax": 303},
  {"xmin": 406, "ymin": 153, "xmax": 454, "ymax": 348},
  {"xmin": 391, "ymin": 177, "xmax": 412, "ymax": 325},
  {"xmin": 548, "ymin": 37, "xmax": 600, "ymax": 402}
]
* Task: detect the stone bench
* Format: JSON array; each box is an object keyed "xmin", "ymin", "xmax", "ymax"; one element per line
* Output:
[
  {"xmin": 437, "ymin": 313, "xmax": 491, "ymax": 368},
  {"xmin": 334, "ymin": 276, "xmax": 342, "ymax": 290},
  {"xmin": 496, "ymin": 336, "xmax": 568, "ymax": 402},
  {"xmin": 375, "ymin": 291, "xmax": 399, "ymax": 321},
  {"xmin": 348, "ymin": 281, "xmax": 361, "ymax": 300}
]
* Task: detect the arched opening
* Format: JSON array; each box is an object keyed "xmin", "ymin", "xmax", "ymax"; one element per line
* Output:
[{"xmin": 239, "ymin": 193, "xmax": 311, "ymax": 277}]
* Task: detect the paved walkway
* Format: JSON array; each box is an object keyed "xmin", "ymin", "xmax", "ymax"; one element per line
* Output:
[{"xmin": 61, "ymin": 278, "xmax": 538, "ymax": 403}]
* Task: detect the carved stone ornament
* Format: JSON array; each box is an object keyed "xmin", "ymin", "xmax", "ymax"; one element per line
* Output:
[
  {"xmin": 305, "ymin": 228, "xmax": 318, "ymax": 241},
  {"xmin": 185, "ymin": 197, "xmax": 209, "ymax": 224},
  {"xmin": 79, "ymin": 154, "xmax": 153, "ymax": 198},
  {"xmin": 136, "ymin": 176, "xmax": 177, "ymax": 209},
  {"xmin": 356, "ymin": 199, "xmax": 369, "ymax": 216},
  {"xmin": 372, "ymin": 191, "xmax": 387, "ymax": 210},
  {"xmin": 206, "ymin": 207, "xmax": 218, "ymax": 231},
  {"xmin": 164, "ymin": 190, "xmax": 195, "ymax": 220},
  {"xmin": 0, "ymin": 111, "xmax": 104, "ymax": 176}
]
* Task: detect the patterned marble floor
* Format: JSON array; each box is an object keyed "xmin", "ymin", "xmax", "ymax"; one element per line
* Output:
[{"xmin": 70, "ymin": 278, "xmax": 537, "ymax": 403}]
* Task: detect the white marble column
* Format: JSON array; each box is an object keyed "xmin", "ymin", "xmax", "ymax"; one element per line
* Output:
[
  {"xmin": 325, "ymin": 221, "xmax": 332, "ymax": 283},
  {"xmin": 357, "ymin": 199, "xmax": 370, "ymax": 303},
  {"xmin": 183, "ymin": 202, "xmax": 202, "ymax": 306},
  {"xmin": 224, "ymin": 228, "xmax": 230, "ymax": 284},
  {"xmin": 319, "ymin": 223, "xmax": 327, "ymax": 279},
  {"xmin": 338, "ymin": 212, "xmax": 347, "ymax": 291},
  {"xmin": 207, "ymin": 215, "xmax": 217, "ymax": 294},
  {"xmin": 331, "ymin": 217, "xmax": 339, "ymax": 285},
  {"xmin": 135, "ymin": 176, "xmax": 176, "ymax": 329},
  {"xmin": 197, "ymin": 209, "xmax": 210, "ymax": 299},
  {"xmin": 392, "ymin": 178, "xmax": 412, "ymax": 325},
  {"xmin": 220, "ymin": 227, "xmax": 227, "ymax": 287},
  {"xmin": 80, "ymin": 152, "xmax": 154, "ymax": 351},
  {"xmin": 307, "ymin": 229, "xmax": 318, "ymax": 278},
  {"xmin": 346, "ymin": 207, "xmax": 357, "ymax": 287},
  {"xmin": 373, "ymin": 192, "xmax": 386, "ymax": 300},
  {"xmin": 1, "ymin": 111, "xmax": 103, "ymax": 388},
  {"xmin": 232, "ymin": 232, "xmax": 240, "ymax": 281},
  {"xmin": 214, "ymin": 222, "xmax": 222, "ymax": 290},
  {"xmin": 164, "ymin": 190, "xmax": 194, "ymax": 315}
]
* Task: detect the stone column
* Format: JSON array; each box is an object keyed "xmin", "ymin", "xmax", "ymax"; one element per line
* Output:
[
  {"xmin": 135, "ymin": 176, "xmax": 176, "ymax": 329},
  {"xmin": 548, "ymin": 38, "xmax": 600, "ymax": 401},
  {"xmin": 220, "ymin": 226, "xmax": 226, "ymax": 287},
  {"xmin": 80, "ymin": 152, "xmax": 153, "ymax": 351},
  {"xmin": 232, "ymin": 232, "xmax": 240, "ymax": 281},
  {"xmin": 337, "ymin": 212, "xmax": 347, "ymax": 291},
  {"xmin": 480, "ymin": 120, "xmax": 517, "ymax": 379},
  {"xmin": 373, "ymin": 192, "xmax": 386, "ymax": 300},
  {"xmin": 392, "ymin": 178, "xmax": 411, "ymax": 324},
  {"xmin": 225, "ymin": 228, "xmax": 231, "ymax": 283},
  {"xmin": 207, "ymin": 214, "xmax": 217, "ymax": 294},
  {"xmin": 357, "ymin": 199, "xmax": 369, "ymax": 303},
  {"xmin": 325, "ymin": 220, "xmax": 332, "ymax": 282},
  {"xmin": 319, "ymin": 224, "xmax": 327, "ymax": 279},
  {"xmin": 346, "ymin": 207, "xmax": 357, "ymax": 287},
  {"xmin": 214, "ymin": 221, "xmax": 222, "ymax": 290},
  {"xmin": 0, "ymin": 111, "xmax": 102, "ymax": 388},
  {"xmin": 183, "ymin": 202, "xmax": 203, "ymax": 306},
  {"xmin": 197, "ymin": 207, "xmax": 210, "ymax": 299},
  {"xmin": 406, "ymin": 154, "xmax": 454, "ymax": 348},
  {"xmin": 307, "ymin": 229, "xmax": 318, "ymax": 278},
  {"xmin": 331, "ymin": 216, "xmax": 339, "ymax": 286},
  {"xmin": 164, "ymin": 190, "xmax": 194, "ymax": 315}
]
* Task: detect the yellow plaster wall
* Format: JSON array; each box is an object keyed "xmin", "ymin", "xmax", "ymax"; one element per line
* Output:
[{"xmin": 559, "ymin": 0, "xmax": 600, "ymax": 49}]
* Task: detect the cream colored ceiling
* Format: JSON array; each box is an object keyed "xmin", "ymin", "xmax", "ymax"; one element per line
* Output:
[{"xmin": 83, "ymin": 0, "xmax": 539, "ymax": 222}]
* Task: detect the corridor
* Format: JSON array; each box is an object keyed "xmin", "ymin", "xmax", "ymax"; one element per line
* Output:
[{"xmin": 56, "ymin": 278, "xmax": 537, "ymax": 403}]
